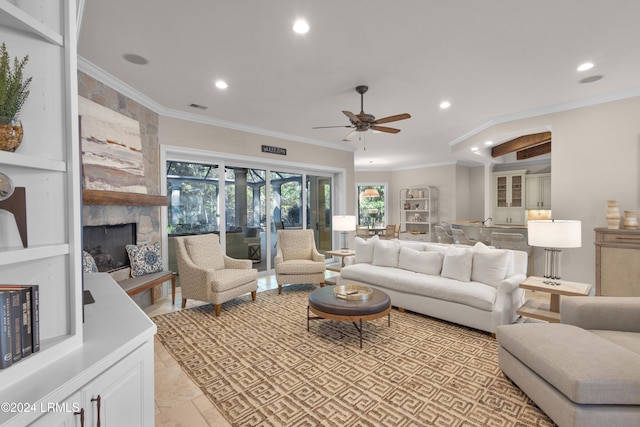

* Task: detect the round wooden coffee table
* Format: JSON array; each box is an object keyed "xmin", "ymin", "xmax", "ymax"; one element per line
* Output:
[{"xmin": 307, "ymin": 285, "xmax": 391, "ymax": 348}]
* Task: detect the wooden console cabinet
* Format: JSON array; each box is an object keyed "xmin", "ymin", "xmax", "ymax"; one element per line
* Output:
[{"xmin": 594, "ymin": 227, "xmax": 640, "ymax": 296}]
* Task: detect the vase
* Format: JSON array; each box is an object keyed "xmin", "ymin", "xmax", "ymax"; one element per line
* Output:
[
  {"xmin": 606, "ymin": 200, "xmax": 621, "ymax": 229},
  {"xmin": 623, "ymin": 210, "xmax": 639, "ymax": 229},
  {"xmin": 0, "ymin": 118, "xmax": 23, "ymax": 152}
]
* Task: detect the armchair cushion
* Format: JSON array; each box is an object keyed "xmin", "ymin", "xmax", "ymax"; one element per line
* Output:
[
  {"xmin": 276, "ymin": 259, "xmax": 325, "ymax": 275},
  {"xmin": 185, "ymin": 234, "xmax": 225, "ymax": 270}
]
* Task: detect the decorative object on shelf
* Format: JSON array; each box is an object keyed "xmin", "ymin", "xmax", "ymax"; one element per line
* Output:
[
  {"xmin": 412, "ymin": 214, "xmax": 422, "ymax": 222},
  {"xmin": 623, "ymin": 210, "xmax": 638, "ymax": 229},
  {"xmin": 0, "ymin": 43, "xmax": 32, "ymax": 152},
  {"xmin": 0, "ymin": 172, "xmax": 26, "ymax": 249},
  {"xmin": 418, "ymin": 190, "xmax": 424, "ymax": 198},
  {"xmin": 528, "ymin": 219, "xmax": 582, "ymax": 282},
  {"xmin": 332, "ymin": 215, "xmax": 356, "ymax": 251},
  {"xmin": 0, "ymin": 171, "xmax": 14, "ymax": 201},
  {"xmin": 606, "ymin": 200, "xmax": 621, "ymax": 229}
]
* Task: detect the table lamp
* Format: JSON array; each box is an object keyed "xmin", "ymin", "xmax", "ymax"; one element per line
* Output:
[
  {"xmin": 528, "ymin": 219, "xmax": 581, "ymax": 283},
  {"xmin": 333, "ymin": 215, "xmax": 356, "ymax": 251}
]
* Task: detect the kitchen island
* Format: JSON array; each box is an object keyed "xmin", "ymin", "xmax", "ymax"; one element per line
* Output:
[{"xmin": 452, "ymin": 220, "xmax": 528, "ymax": 245}]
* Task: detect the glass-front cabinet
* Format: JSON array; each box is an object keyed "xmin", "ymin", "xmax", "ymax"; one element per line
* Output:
[{"xmin": 493, "ymin": 170, "xmax": 526, "ymax": 225}]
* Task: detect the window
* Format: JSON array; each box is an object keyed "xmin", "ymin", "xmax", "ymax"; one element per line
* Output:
[{"xmin": 357, "ymin": 184, "xmax": 386, "ymax": 227}]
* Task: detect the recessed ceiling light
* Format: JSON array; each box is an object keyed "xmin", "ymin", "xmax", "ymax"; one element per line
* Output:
[
  {"xmin": 122, "ymin": 53, "xmax": 148, "ymax": 65},
  {"xmin": 577, "ymin": 62, "xmax": 594, "ymax": 72},
  {"xmin": 470, "ymin": 146, "xmax": 479, "ymax": 152},
  {"xmin": 484, "ymin": 140, "xmax": 494, "ymax": 146},
  {"xmin": 293, "ymin": 19, "xmax": 309, "ymax": 34},
  {"xmin": 215, "ymin": 80, "xmax": 228, "ymax": 89},
  {"xmin": 440, "ymin": 101, "xmax": 451, "ymax": 109},
  {"xmin": 579, "ymin": 75, "xmax": 604, "ymax": 84}
]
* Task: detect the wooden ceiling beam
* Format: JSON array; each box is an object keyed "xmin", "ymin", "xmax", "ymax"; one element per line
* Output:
[
  {"xmin": 516, "ymin": 141, "xmax": 552, "ymax": 160},
  {"xmin": 491, "ymin": 131, "xmax": 552, "ymax": 158}
]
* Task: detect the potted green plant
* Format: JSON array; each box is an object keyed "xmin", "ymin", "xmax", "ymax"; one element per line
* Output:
[{"xmin": 0, "ymin": 42, "xmax": 32, "ymax": 152}]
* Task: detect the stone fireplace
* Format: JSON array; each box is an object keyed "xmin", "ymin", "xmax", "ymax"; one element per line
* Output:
[{"xmin": 79, "ymin": 71, "xmax": 164, "ymax": 308}]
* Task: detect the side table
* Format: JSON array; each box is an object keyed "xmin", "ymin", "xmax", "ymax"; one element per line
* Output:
[
  {"xmin": 326, "ymin": 250, "xmax": 355, "ymax": 272},
  {"xmin": 517, "ymin": 276, "xmax": 592, "ymax": 323}
]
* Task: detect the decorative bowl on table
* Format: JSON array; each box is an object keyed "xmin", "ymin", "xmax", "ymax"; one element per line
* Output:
[{"xmin": 334, "ymin": 284, "xmax": 373, "ymax": 300}]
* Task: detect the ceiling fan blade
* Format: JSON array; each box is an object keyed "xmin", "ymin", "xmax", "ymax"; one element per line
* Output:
[
  {"xmin": 312, "ymin": 125, "xmax": 352, "ymax": 129},
  {"xmin": 372, "ymin": 113, "xmax": 411, "ymax": 125},
  {"xmin": 342, "ymin": 130, "xmax": 358, "ymax": 141},
  {"xmin": 371, "ymin": 125, "xmax": 401, "ymax": 134},
  {"xmin": 342, "ymin": 110, "xmax": 362, "ymax": 124}
]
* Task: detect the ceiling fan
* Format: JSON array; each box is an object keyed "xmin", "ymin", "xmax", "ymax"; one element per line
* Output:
[{"xmin": 313, "ymin": 85, "xmax": 411, "ymax": 141}]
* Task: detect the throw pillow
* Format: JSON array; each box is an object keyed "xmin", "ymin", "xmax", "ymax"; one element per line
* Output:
[
  {"xmin": 372, "ymin": 239, "xmax": 401, "ymax": 268},
  {"xmin": 398, "ymin": 246, "xmax": 443, "ymax": 275},
  {"xmin": 82, "ymin": 250, "xmax": 98, "ymax": 273},
  {"xmin": 473, "ymin": 242, "xmax": 515, "ymax": 278},
  {"xmin": 354, "ymin": 235, "xmax": 379, "ymax": 264},
  {"xmin": 441, "ymin": 248, "xmax": 473, "ymax": 282},
  {"xmin": 471, "ymin": 250, "xmax": 510, "ymax": 287},
  {"xmin": 125, "ymin": 242, "xmax": 163, "ymax": 277}
]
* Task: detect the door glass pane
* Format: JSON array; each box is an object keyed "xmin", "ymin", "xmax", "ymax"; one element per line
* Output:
[
  {"xmin": 496, "ymin": 176, "xmax": 507, "ymax": 208},
  {"xmin": 511, "ymin": 175, "xmax": 523, "ymax": 207},
  {"xmin": 225, "ymin": 166, "xmax": 267, "ymax": 271},
  {"xmin": 307, "ymin": 175, "xmax": 331, "ymax": 252},
  {"xmin": 270, "ymin": 171, "xmax": 302, "ymax": 265}
]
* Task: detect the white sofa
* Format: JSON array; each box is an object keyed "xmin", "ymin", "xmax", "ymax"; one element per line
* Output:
[{"xmin": 337, "ymin": 236, "xmax": 527, "ymax": 334}]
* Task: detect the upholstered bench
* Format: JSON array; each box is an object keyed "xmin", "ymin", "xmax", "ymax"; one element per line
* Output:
[{"xmin": 497, "ymin": 320, "xmax": 640, "ymax": 426}]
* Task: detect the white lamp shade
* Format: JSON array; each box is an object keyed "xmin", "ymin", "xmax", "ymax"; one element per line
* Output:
[
  {"xmin": 528, "ymin": 220, "xmax": 582, "ymax": 248},
  {"xmin": 333, "ymin": 215, "xmax": 357, "ymax": 231}
]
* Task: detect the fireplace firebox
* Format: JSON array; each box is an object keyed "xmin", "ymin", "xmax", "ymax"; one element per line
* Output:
[{"xmin": 83, "ymin": 223, "xmax": 137, "ymax": 272}]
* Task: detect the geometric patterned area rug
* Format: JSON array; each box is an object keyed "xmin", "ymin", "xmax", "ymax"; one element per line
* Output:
[{"xmin": 153, "ymin": 284, "xmax": 554, "ymax": 427}]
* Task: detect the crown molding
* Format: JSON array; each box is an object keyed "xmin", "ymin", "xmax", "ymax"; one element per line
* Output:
[
  {"xmin": 449, "ymin": 87, "xmax": 640, "ymax": 147},
  {"xmin": 77, "ymin": 56, "xmax": 355, "ymax": 153}
]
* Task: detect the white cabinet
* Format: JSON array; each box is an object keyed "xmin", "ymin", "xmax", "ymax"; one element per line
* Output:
[
  {"xmin": 493, "ymin": 170, "xmax": 526, "ymax": 225},
  {"xmin": 0, "ymin": 0, "xmax": 83, "ymax": 388},
  {"xmin": 3, "ymin": 274, "xmax": 156, "ymax": 427},
  {"xmin": 525, "ymin": 173, "xmax": 551, "ymax": 209},
  {"xmin": 399, "ymin": 186, "xmax": 437, "ymax": 240}
]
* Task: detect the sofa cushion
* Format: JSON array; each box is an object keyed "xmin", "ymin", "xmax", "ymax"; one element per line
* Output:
[
  {"xmin": 372, "ymin": 239, "xmax": 401, "ymax": 268},
  {"xmin": 474, "ymin": 242, "xmax": 515, "ymax": 277},
  {"xmin": 497, "ymin": 323, "xmax": 640, "ymax": 405},
  {"xmin": 471, "ymin": 250, "xmax": 510, "ymax": 287},
  {"xmin": 354, "ymin": 235, "xmax": 378, "ymax": 264},
  {"xmin": 441, "ymin": 248, "xmax": 473, "ymax": 282},
  {"xmin": 340, "ymin": 264, "xmax": 496, "ymax": 311},
  {"xmin": 398, "ymin": 246, "xmax": 443, "ymax": 276}
]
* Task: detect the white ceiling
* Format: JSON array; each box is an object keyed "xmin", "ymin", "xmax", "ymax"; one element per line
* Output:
[{"xmin": 77, "ymin": 0, "xmax": 640, "ymax": 170}]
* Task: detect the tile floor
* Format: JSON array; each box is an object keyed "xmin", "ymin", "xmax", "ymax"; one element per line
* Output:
[{"xmin": 146, "ymin": 273, "xmax": 337, "ymax": 426}]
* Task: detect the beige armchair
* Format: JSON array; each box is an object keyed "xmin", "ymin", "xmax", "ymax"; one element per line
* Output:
[
  {"xmin": 174, "ymin": 234, "xmax": 258, "ymax": 316},
  {"xmin": 274, "ymin": 229, "xmax": 326, "ymax": 294}
]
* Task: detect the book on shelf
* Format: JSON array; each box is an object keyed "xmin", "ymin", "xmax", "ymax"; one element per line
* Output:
[
  {"xmin": 0, "ymin": 292, "xmax": 12, "ymax": 369},
  {"xmin": 0, "ymin": 285, "xmax": 40, "ymax": 368}
]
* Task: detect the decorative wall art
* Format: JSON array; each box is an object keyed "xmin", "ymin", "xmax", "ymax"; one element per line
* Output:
[{"xmin": 78, "ymin": 96, "xmax": 147, "ymax": 194}]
